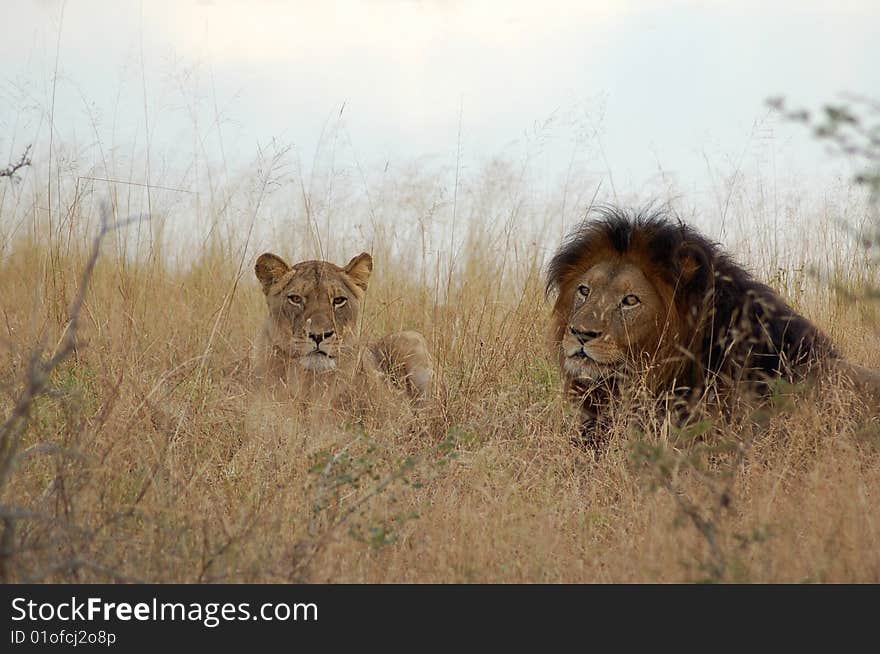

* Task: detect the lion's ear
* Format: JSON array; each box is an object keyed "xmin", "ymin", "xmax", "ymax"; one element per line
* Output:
[
  {"xmin": 344, "ymin": 252, "xmax": 373, "ymax": 291},
  {"xmin": 255, "ymin": 253, "xmax": 290, "ymax": 293},
  {"xmin": 676, "ymin": 243, "xmax": 709, "ymax": 288}
]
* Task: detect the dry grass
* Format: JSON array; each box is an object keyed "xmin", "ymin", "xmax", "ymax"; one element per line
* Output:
[{"xmin": 1, "ymin": 161, "xmax": 879, "ymax": 584}]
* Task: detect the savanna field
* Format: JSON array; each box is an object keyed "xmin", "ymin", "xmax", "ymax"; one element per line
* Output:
[{"xmin": 1, "ymin": 148, "xmax": 879, "ymax": 584}]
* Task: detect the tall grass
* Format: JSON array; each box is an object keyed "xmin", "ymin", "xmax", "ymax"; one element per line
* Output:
[{"xmin": 0, "ymin": 123, "xmax": 879, "ymax": 582}]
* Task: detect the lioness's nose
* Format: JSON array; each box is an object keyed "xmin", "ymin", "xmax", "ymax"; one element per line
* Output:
[
  {"xmin": 309, "ymin": 330, "xmax": 335, "ymax": 345},
  {"xmin": 570, "ymin": 326, "xmax": 601, "ymax": 343}
]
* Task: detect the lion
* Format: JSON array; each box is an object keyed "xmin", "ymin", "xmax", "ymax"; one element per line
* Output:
[
  {"xmin": 546, "ymin": 206, "xmax": 880, "ymax": 448},
  {"xmin": 252, "ymin": 251, "xmax": 433, "ymax": 403}
]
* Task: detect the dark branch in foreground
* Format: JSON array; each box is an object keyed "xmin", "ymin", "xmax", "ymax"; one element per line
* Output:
[
  {"xmin": 0, "ymin": 204, "xmax": 147, "ymax": 583},
  {"xmin": 0, "ymin": 145, "xmax": 32, "ymax": 180}
]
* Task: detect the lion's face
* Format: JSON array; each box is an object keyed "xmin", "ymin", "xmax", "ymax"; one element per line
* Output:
[
  {"xmin": 255, "ymin": 252, "xmax": 372, "ymax": 373},
  {"xmin": 559, "ymin": 260, "xmax": 673, "ymax": 381}
]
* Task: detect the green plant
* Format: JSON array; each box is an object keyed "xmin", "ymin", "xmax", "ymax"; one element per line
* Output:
[{"xmin": 289, "ymin": 426, "xmax": 474, "ymax": 581}]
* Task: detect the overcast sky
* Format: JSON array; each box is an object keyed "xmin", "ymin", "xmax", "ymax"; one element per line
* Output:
[{"xmin": 1, "ymin": 0, "xmax": 878, "ymax": 225}]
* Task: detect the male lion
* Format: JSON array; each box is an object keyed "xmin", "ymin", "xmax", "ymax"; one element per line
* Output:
[
  {"xmin": 252, "ymin": 251, "xmax": 433, "ymax": 402},
  {"xmin": 546, "ymin": 206, "xmax": 879, "ymax": 448}
]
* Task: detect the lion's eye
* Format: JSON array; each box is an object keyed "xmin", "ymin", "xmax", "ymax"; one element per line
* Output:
[
  {"xmin": 332, "ymin": 296, "xmax": 347, "ymax": 308},
  {"xmin": 287, "ymin": 294, "xmax": 303, "ymax": 306},
  {"xmin": 621, "ymin": 294, "xmax": 641, "ymax": 307},
  {"xmin": 577, "ymin": 285, "xmax": 590, "ymax": 298}
]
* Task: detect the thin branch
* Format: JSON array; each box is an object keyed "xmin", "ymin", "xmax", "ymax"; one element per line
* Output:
[{"xmin": 0, "ymin": 145, "xmax": 32, "ymax": 180}]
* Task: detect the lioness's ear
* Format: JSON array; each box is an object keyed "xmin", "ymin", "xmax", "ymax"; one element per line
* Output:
[
  {"xmin": 344, "ymin": 252, "xmax": 373, "ymax": 291},
  {"xmin": 255, "ymin": 253, "xmax": 290, "ymax": 293}
]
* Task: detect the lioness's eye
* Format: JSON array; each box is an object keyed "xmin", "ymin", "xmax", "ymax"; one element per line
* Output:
[
  {"xmin": 621, "ymin": 294, "xmax": 641, "ymax": 307},
  {"xmin": 287, "ymin": 294, "xmax": 303, "ymax": 306},
  {"xmin": 333, "ymin": 296, "xmax": 347, "ymax": 307},
  {"xmin": 577, "ymin": 285, "xmax": 590, "ymax": 298}
]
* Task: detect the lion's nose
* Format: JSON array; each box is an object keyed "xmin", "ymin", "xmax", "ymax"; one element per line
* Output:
[
  {"xmin": 570, "ymin": 326, "xmax": 601, "ymax": 343},
  {"xmin": 309, "ymin": 330, "xmax": 335, "ymax": 345}
]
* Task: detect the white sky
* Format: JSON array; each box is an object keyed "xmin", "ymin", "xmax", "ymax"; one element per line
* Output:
[{"xmin": 1, "ymin": 0, "xmax": 878, "ymax": 244}]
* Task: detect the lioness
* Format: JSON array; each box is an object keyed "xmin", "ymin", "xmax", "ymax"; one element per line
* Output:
[{"xmin": 252, "ymin": 251, "xmax": 433, "ymax": 401}]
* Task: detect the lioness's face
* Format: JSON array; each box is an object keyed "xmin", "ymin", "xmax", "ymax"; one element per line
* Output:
[
  {"xmin": 560, "ymin": 261, "xmax": 669, "ymax": 380},
  {"xmin": 255, "ymin": 252, "xmax": 372, "ymax": 373}
]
